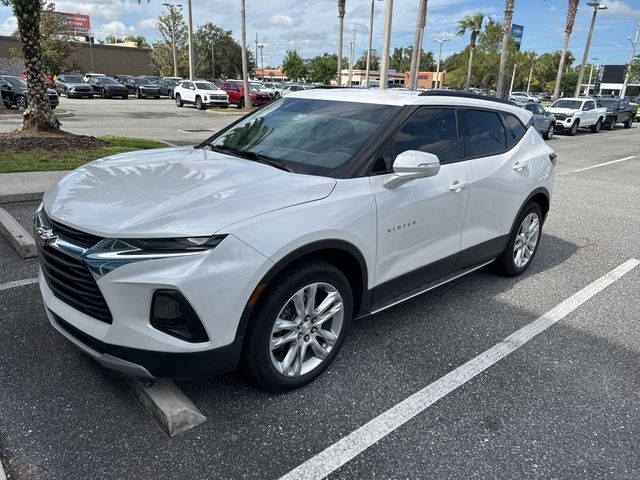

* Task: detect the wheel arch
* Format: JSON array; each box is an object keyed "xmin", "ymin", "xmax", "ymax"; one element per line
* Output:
[{"xmin": 234, "ymin": 239, "xmax": 370, "ymax": 341}]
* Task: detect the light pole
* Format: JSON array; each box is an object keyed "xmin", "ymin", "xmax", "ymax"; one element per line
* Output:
[
  {"xmin": 257, "ymin": 43, "xmax": 264, "ymax": 79},
  {"xmin": 620, "ymin": 22, "xmax": 640, "ymax": 99},
  {"xmin": 365, "ymin": 0, "xmax": 382, "ymax": 88},
  {"xmin": 509, "ymin": 63, "xmax": 518, "ymax": 96},
  {"xmin": 348, "ymin": 31, "xmax": 355, "ymax": 86},
  {"xmin": 379, "ymin": 0, "xmax": 394, "ymax": 89},
  {"xmin": 186, "ymin": 0, "xmax": 194, "ymax": 80},
  {"xmin": 254, "ymin": 33, "xmax": 259, "ymax": 77},
  {"xmin": 575, "ymin": 1, "xmax": 607, "ymax": 97},
  {"xmin": 587, "ymin": 57, "xmax": 598, "ymax": 95},
  {"xmin": 408, "ymin": 0, "xmax": 427, "ymax": 91},
  {"xmin": 211, "ymin": 41, "xmax": 215, "ymax": 80},
  {"xmin": 433, "ymin": 38, "xmax": 449, "ymax": 89},
  {"xmin": 163, "ymin": 3, "xmax": 183, "ymax": 78},
  {"xmin": 240, "ymin": 0, "xmax": 251, "ymax": 112}
]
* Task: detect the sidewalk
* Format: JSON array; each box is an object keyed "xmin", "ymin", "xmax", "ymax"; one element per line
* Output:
[{"xmin": 0, "ymin": 170, "xmax": 69, "ymax": 203}]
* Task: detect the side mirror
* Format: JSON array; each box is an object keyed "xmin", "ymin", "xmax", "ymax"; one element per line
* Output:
[{"xmin": 383, "ymin": 150, "xmax": 441, "ymax": 188}]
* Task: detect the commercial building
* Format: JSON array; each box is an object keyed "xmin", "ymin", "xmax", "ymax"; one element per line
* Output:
[{"xmin": 580, "ymin": 64, "xmax": 639, "ymax": 97}]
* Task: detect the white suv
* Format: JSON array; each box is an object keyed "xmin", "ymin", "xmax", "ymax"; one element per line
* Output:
[
  {"xmin": 174, "ymin": 80, "xmax": 229, "ymax": 110},
  {"xmin": 36, "ymin": 90, "xmax": 556, "ymax": 391}
]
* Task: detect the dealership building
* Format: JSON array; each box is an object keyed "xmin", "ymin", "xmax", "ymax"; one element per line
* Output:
[{"xmin": 580, "ymin": 64, "xmax": 639, "ymax": 97}]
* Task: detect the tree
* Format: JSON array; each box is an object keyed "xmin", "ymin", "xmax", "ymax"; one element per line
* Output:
[
  {"xmin": 38, "ymin": 3, "xmax": 80, "ymax": 75},
  {"xmin": 193, "ymin": 23, "xmax": 252, "ymax": 79},
  {"xmin": 628, "ymin": 58, "xmax": 640, "ymax": 84},
  {"xmin": 496, "ymin": 0, "xmax": 516, "ymax": 98},
  {"xmin": 389, "ymin": 47, "xmax": 435, "ymax": 73},
  {"xmin": 553, "ymin": 0, "xmax": 579, "ymax": 100},
  {"xmin": 307, "ymin": 53, "xmax": 338, "ymax": 84},
  {"xmin": 337, "ymin": 0, "xmax": 346, "ymax": 85},
  {"xmin": 1, "ymin": 0, "xmax": 59, "ymax": 130},
  {"xmin": 354, "ymin": 49, "xmax": 380, "ymax": 70},
  {"xmin": 123, "ymin": 35, "xmax": 150, "ymax": 48},
  {"xmin": 457, "ymin": 13, "xmax": 484, "ymax": 89},
  {"xmin": 151, "ymin": 9, "xmax": 188, "ymax": 78},
  {"xmin": 282, "ymin": 50, "xmax": 308, "ymax": 81}
]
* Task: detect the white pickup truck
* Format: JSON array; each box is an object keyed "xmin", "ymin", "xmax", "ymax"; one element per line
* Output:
[{"xmin": 546, "ymin": 97, "xmax": 607, "ymax": 136}]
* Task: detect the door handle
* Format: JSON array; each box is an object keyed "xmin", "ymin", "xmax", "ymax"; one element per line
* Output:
[
  {"xmin": 449, "ymin": 180, "xmax": 468, "ymax": 192},
  {"xmin": 512, "ymin": 160, "xmax": 529, "ymax": 172}
]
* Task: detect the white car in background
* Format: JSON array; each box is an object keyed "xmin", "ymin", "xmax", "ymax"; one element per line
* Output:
[
  {"xmin": 262, "ymin": 81, "xmax": 286, "ymax": 99},
  {"xmin": 174, "ymin": 80, "xmax": 229, "ymax": 110},
  {"xmin": 250, "ymin": 81, "xmax": 275, "ymax": 99},
  {"xmin": 509, "ymin": 91, "xmax": 541, "ymax": 104},
  {"xmin": 36, "ymin": 89, "xmax": 555, "ymax": 392},
  {"xmin": 281, "ymin": 84, "xmax": 314, "ymax": 96}
]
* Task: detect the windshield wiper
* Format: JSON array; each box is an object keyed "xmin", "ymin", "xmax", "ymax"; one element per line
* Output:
[{"xmin": 209, "ymin": 145, "xmax": 292, "ymax": 172}]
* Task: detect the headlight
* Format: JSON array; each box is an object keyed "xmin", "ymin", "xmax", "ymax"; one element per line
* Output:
[
  {"xmin": 120, "ymin": 235, "xmax": 227, "ymax": 253},
  {"xmin": 565, "ymin": 113, "xmax": 573, "ymax": 118}
]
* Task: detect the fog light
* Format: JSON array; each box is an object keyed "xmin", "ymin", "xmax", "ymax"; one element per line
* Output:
[{"xmin": 151, "ymin": 290, "xmax": 209, "ymax": 342}]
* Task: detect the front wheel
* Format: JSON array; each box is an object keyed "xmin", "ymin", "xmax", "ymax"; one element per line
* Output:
[
  {"xmin": 137, "ymin": 90, "xmax": 143, "ymax": 99},
  {"xmin": 244, "ymin": 261, "xmax": 353, "ymax": 392},
  {"xmin": 15, "ymin": 95, "xmax": 27, "ymax": 110},
  {"xmin": 606, "ymin": 117, "xmax": 616, "ymax": 130},
  {"xmin": 590, "ymin": 118, "xmax": 602, "ymax": 133},
  {"xmin": 492, "ymin": 202, "xmax": 543, "ymax": 277},
  {"xmin": 196, "ymin": 96, "xmax": 204, "ymax": 110},
  {"xmin": 567, "ymin": 120, "xmax": 579, "ymax": 136},
  {"xmin": 101, "ymin": 89, "xmax": 107, "ymax": 99},
  {"xmin": 175, "ymin": 94, "xmax": 183, "ymax": 107},
  {"xmin": 543, "ymin": 123, "xmax": 554, "ymax": 140},
  {"xmin": 239, "ymin": 98, "xmax": 245, "ymax": 109},
  {"xmin": 624, "ymin": 117, "xmax": 633, "ymax": 129}
]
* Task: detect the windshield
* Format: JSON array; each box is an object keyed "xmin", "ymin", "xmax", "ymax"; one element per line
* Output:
[
  {"xmin": 97, "ymin": 77, "xmax": 120, "ymax": 85},
  {"xmin": 3, "ymin": 76, "xmax": 27, "ymax": 88},
  {"xmin": 135, "ymin": 77, "xmax": 152, "ymax": 85},
  {"xmin": 195, "ymin": 82, "xmax": 218, "ymax": 90},
  {"xmin": 550, "ymin": 100, "xmax": 582, "ymax": 109},
  {"xmin": 207, "ymin": 98, "xmax": 400, "ymax": 176},
  {"xmin": 64, "ymin": 75, "xmax": 84, "ymax": 83},
  {"xmin": 248, "ymin": 84, "xmax": 261, "ymax": 92},
  {"xmin": 599, "ymin": 99, "xmax": 618, "ymax": 106}
]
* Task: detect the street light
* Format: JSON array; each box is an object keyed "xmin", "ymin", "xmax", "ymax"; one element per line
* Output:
[
  {"xmin": 365, "ymin": 0, "xmax": 383, "ymax": 88},
  {"xmin": 433, "ymin": 38, "xmax": 449, "ymax": 89},
  {"xmin": 587, "ymin": 57, "xmax": 598, "ymax": 96},
  {"xmin": 379, "ymin": 0, "xmax": 394, "ymax": 90},
  {"xmin": 162, "ymin": 3, "xmax": 183, "ymax": 78},
  {"xmin": 620, "ymin": 22, "xmax": 639, "ymax": 99},
  {"xmin": 574, "ymin": 1, "xmax": 607, "ymax": 97},
  {"xmin": 257, "ymin": 43, "xmax": 265, "ymax": 79}
]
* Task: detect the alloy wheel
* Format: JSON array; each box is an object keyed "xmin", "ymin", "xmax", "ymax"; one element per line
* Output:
[
  {"xmin": 16, "ymin": 96, "xmax": 27, "ymax": 109},
  {"xmin": 513, "ymin": 213, "xmax": 540, "ymax": 268},
  {"xmin": 269, "ymin": 282, "xmax": 344, "ymax": 377}
]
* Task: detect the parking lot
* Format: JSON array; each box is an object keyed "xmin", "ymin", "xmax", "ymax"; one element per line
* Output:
[{"xmin": 1, "ymin": 103, "xmax": 640, "ymax": 480}]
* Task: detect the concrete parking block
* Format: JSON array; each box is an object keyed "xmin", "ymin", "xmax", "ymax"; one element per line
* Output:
[
  {"xmin": 129, "ymin": 378, "xmax": 206, "ymax": 438},
  {"xmin": 0, "ymin": 170, "xmax": 68, "ymax": 203},
  {"xmin": 0, "ymin": 206, "xmax": 36, "ymax": 258}
]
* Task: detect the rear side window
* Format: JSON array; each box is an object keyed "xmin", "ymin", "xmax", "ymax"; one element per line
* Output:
[
  {"xmin": 501, "ymin": 113, "xmax": 527, "ymax": 148},
  {"xmin": 374, "ymin": 108, "xmax": 458, "ymax": 172},
  {"xmin": 465, "ymin": 110, "xmax": 507, "ymax": 158}
]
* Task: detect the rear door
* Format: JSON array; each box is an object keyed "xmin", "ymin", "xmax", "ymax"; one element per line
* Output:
[{"xmin": 181, "ymin": 81, "xmax": 195, "ymax": 102}]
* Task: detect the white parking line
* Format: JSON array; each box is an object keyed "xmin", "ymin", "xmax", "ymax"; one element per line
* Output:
[
  {"xmin": 573, "ymin": 155, "xmax": 636, "ymax": 173},
  {"xmin": 0, "ymin": 277, "xmax": 38, "ymax": 292},
  {"xmin": 279, "ymin": 258, "xmax": 640, "ymax": 480}
]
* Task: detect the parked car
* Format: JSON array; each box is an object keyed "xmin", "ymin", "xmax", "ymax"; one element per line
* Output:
[
  {"xmin": 536, "ymin": 92, "xmax": 552, "ymax": 102},
  {"xmin": 262, "ymin": 81, "xmax": 286, "ymax": 99},
  {"xmin": 115, "ymin": 75, "xmax": 135, "ymax": 91},
  {"xmin": 54, "ymin": 74, "xmax": 94, "ymax": 98},
  {"xmin": 1, "ymin": 75, "xmax": 59, "ymax": 109},
  {"xmin": 35, "ymin": 89, "xmax": 555, "ymax": 391},
  {"xmin": 250, "ymin": 81, "xmax": 275, "ymax": 99},
  {"xmin": 509, "ymin": 92, "xmax": 541, "ymax": 104},
  {"xmin": 221, "ymin": 80, "xmax": 271, "ymax": 108},
  {"xmin": 127, "ymin": 77, "xmax": 161, "ymax": 99},
  {"xmin": 163, "ymin": 76, "xmax": 183, "ymax": 82},
  {"xmin": 174, "ymin": 80, "xmax": 229, "ymax": 109},
  {"xmin": 546, "ymin": 97, "xmax": 606, "ymax": 135},
  {"xmin": 281, "ymin": 84, "xmax": 314, "ymax": 96},
  {"xmin": 523, "ymin": 103, "xmax": 556, "ymax": 140},
  {"xmin": 156, "ymin": 78, "xmax": 179, "ymax": 98},
  {"xmin": 83, "ymin": 72, "xmax": 106, "ymax": 83},
  {"xmin": 87, "ymin": 76, "xmax": 129, "ymax": 99},
  {"xmin": 21, "ymin": 71, "xmax": 53, "ymax": 88},
  {"xmin": 597, "ymin": 97, "xmax": 636, "ymax": 130}
]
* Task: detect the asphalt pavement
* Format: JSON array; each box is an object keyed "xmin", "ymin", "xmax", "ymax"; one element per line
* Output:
[{"xmin": 1, "ymin": 110, "xmax": 639, "ymax": 479}]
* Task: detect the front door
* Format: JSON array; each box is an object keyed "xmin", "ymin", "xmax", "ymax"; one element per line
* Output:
[{"xmin": 370, "ymin": 108, "xmax": 470, "ymax": 307}]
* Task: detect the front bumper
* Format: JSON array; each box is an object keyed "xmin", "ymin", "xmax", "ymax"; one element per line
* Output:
[
  {"xmin": 203, "ymin": 95, "xmax": 229, "ymax": 106},
  {"xmin": 553, "ymin": 117, "xmax": 575, "ymax": 130}
]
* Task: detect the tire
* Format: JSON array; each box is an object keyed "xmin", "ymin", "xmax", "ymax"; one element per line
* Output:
[
  {"xmin": 590, "ymin": 118, "xmax": 601, "ymax": 133},
  {"xmin": 63, "ymin": 87, "xmax": 68, "ymax": 97},
  {"xmin": 137, "ymin": 90, "xmax": 143, "ymax": 99},
  {"xmin": 492, "ymin": 202, "xmax": 543, "ymax": 277},
  {"xmin": 101, "ymin": 89, "xmax": 107, "ymax": 99},
  {"xmin": 169, "ymin": 90, "xmax": 174, "ymax": 99},
  {"xmin": 155, "ymin": 95, "xmax": 160, "ymax": 99},
  {"xmin": 175, "ymin": 94, "xmax": 183, "ymax": 107},
  {"xmin": 196, "ymin": 96, "xmax": 204, "ymax": 110},
  {"xmin": 239, "ymin": 98, "xmax": 245, "ymax": 109},
  {"xmin": 606, "ymin": 117, "xmax": 616, "ymax": 130},
  {"xmin": 123, "ymin": 94, "xmax": 128, "ymax": 99},
  {"xmin": 274, "ymin": 92, "xmax": 281, "ymax": 99},
  {"xmin": 623, "ymin": 117, "xmax": 633, "ymax": 129},
  {"xmin": 244, "ymin": 261, "xmax": 353, "ymax": 392},
  {"xmin": 543, "ymin": 123, "xmax": 554, "ymax": 140},
  {"xmin": 567, "ymin": 120, "xmax": 579, "ymax": 136},
  {"xmin": 15, "ymin": 95, "xmax": 27, "ymax": 110},
  {"xmin": 220, "ymin": 105, "xmax": 229, "ymax": 109}
]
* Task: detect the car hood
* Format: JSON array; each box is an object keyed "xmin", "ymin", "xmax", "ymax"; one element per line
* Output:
[
  {"xmin": 546, "ymin": 107, "xmax": 578, "ymax": 114},
  {"xmin": 66, "ymin": 83, "xmax": 90, "ymax": 88},
  {"xmin": 43, "ymin": 147, "xmax": 337, "ymax": 238}
]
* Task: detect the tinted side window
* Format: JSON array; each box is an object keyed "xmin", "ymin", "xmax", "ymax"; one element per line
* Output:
[
  {"xmin": 502, "ymin": 113, "xmax": 527, "ymax": 148},
  {"xmin": 373, "ymin": 108, "xmax": 458, "ymax": 173},
  {"xmin": 465, "ymin": 110, "xmax": 507, "ymax": 158},
  {"xmin": 525, "ymin": 104, "xmax": 536, "ymax": 113}
]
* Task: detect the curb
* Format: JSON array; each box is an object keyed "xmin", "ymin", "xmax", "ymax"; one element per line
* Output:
[
  {"xmin": 0, "ymin": 206, "xmax": 37, "ymax": 259},
  {"xmin": 0, "ymin": 457, "xmax": 7, "ymax": 480},
  {"xmin": 205, "ymin": 108, "xmax": 245, "ymax": 115},
  {"xmin": 54, "ymin": 111, "xmax": 73, "ymax": 117},
  {"xmin": 0, "ymin": 192, "xmax": 43, "ymax": 203}
]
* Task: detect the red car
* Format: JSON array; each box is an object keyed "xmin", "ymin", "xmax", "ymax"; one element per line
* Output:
[
  {"xmin": 222, "ymin": 81, "xmax": 271, "ymax": 109},
  {"xmin": 21, "ymin": 71, "xmax": 53, "ymax": 88}
]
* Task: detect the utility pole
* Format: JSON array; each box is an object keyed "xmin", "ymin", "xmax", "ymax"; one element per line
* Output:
[
  {"xmin": 408, "ymin": 0, "xmax": 427, "ymax": 91},
  {"xmin": 88, "ymin": 31, "xmax": 95, "ymax": 71},
  {"xmin": 348, "ymin": 30, "xmax": 355, "ymax": 86},
  {"xmin": 509, "ymin": 63, "xmax": 517, "ymax": 96},
  {"xmin": 254, "ymin": 32, "xmax": 259, "ymax": 77},
  {"xmin": 620, "ymin": 21, "xmax": 639, "ymax": 98},
  {"xmin": 211, "ymin": 41, "xmax": 215, "ymax": 80},
  {"xmin": 365, "ymin": 0, "xmax": 381, "ymax": 88},
  {"xmin": 240, "ymin": 0, "xmax": 251, "ymax": 112},
  {"xmin": 587, "ymin": 57, "xmax": 597, "ymax": 95},
  {"xmin": 187, "ymin": 0, "xmax": 194, "ymax": 79},
  {"xmin": 258, "ymin": 43, "xmax": 264, "ymax": 79},
  {"xmin": 163, "ymin": 3, "xmax": 182, "ymax": 78},
  {"xmin": 575, "ymin": 1, "xmax": 607, "ymax": 97},
  {"xmin": 379, "ymin": 0, "xmax": 394, "ymax": 90},
  {"xmin": 526, "ymin": 63, "xmax": 533, "ymax": 92},
  {"xmin": 433, "ymin": 38, "xmax": 449, "ymax": 89}
]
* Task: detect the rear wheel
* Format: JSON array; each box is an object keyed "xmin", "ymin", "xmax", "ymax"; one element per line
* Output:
[
  {"xmin": 590, "ymin": 118, "xmax": 601, "ymax": 133},
  {"xmin": 543, "ymin": 123, "xmax": 554, "ymax": 140},
  {"xmin": 567, "ymin": 120, "xmax": 579, "ymax": 136},
  {"xmin": 196, "ymin": 96, "xmax": 204, "ymax": 110},
  {"xmin": 154, "ymin": 95, "xmax": 160, "ymax": 99},
  {"xmin": 606, "ymin": 117, "xmax": 616, "ymax": 130},
  {"xmin": 244, "ymin": 261, "xmax": 353, "ymax": 392},
  {"xmin": 101, "ymin": 89, "xmax": 107, "ymax": 99},
  {"xmin": 624, "ymin": 116, "xmax": 633, "ymax": 129},
  {"xmin": 239, "ymin": 98, "xmax": 245, "ymax": 109},
  {"xmin": 15, "ymin": 95, "xmax": 27, "ymax": 110},
  {"xmin": 175, "ymin": 94, "xmax": 183, "ymax": 107},
  {"xmin": 137, "ymin": 90, "xmax": 143, "ymax": 99},
  {"xmin": 492, "ymin": 202, "xmax": 543, "ymax": 277},
  {"xmin": 123, "ymin": 94, "xmax": 128, "ymax": 99}
]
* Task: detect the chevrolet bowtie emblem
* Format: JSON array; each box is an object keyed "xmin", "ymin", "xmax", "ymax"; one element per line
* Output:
[{"xmin": 35, "ymin": 227, "xmax": 57, "ymax": 247}]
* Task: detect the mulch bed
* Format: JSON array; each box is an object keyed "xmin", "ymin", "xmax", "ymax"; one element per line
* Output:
[{"xmin": 0, "ymin": 130, "xmax": 109, "ymax": 152}]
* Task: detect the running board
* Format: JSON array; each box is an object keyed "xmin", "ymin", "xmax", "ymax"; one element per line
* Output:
[{"xmin": 370, "ymin": 260, "xmax": 494, "ymax": 315}]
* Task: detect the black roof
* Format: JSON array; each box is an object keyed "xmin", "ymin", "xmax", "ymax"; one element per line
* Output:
[{"xmin": 418, "ymin": 90, "xmax": 517, "ymax": 107}]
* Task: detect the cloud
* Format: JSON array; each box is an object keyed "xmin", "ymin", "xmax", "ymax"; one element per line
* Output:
[
  {"xmin": 0, "ymin": 15, "xmax": 17, "ymax": 36},
  {"xmin": 96, "ymin": 20, "xmax": 135, "ymax": 36},
  {"xmin": 269, "ymin": 14, "xmax": 296, "ymax": 27},
  {"xmin": 599, "ymin": 0, "xmax": 640, "ymax": 17},
  {"xmin": 53, "ymin": 0, "xmax": 143, "ymax": 21},
  {"xmin": 136, "ymin": 18, "xmax": 157, "ymax": 31}
]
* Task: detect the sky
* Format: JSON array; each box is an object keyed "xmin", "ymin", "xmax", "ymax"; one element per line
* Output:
[{"xmin": 1, "ymin": 0, "xmax": 639, "ymax": 68}]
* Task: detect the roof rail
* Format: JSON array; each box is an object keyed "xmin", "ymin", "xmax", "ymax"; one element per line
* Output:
[{"xmin": 418, "ymin": 90, "xmax": 517, "ymax": 106}]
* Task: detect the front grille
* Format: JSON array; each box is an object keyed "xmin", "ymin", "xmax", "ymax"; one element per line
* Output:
[
  {"xmin": 48, "ymin": 217, "xmax": 103, "ymax": 249},
  {"xmin": 555, "ymin": 114, "xmax": 567, "ymax": 120},
  {"xmin": 39, "ymin": 244, "xmax": 113, "ymax": 323}
]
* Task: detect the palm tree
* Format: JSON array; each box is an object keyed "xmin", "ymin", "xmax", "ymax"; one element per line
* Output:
[
  {"xmin": 337, "ymin": 0, "xmax": 346, "ymax": 86},
  {"xmin": 553, "ymin": 0, "xmax": 580, "ymax": 99},
  {"xmin": 1, "ymin": 0, "xmax": 60, "ymax": 130},
  {"xmin": 496, "ymin": 0, "xmax": 516, "ymax": 98},
  {"xmin": 457, "ymin": 13, "xmax": 484, "ymax": 90}
]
